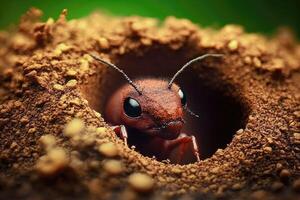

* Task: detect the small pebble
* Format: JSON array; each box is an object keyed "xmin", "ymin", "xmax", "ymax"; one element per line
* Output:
[
  {"xmin": 271, "ymin": 181, "xmax": 284, "ymax": 191},
  {"xmin": 141, "ymin": 38, "xmax": 152, "ymax": 46},
  {"xmin": 294, "ymin": 133, "xmax": 300, "ymax": 140},
  {"xmin": 266, "ymin": 137, "xmax": 274, "ymax": 144},
  {"xmin": 96, "ymin": 127, "xmax": 107, "ymax": 134},
  {"xmin": 66, "ymin": 79, "xmax": 77, "ymax": 88},
  {"xmin": 83, "ymin": 99, "xmax": 89, "ymax": 104},
  {"xmin": 36, "ymin": 148, "xmax": 68, "ymax": 175},
  {"xmin": 236, "ymin": 129, "xmax": 244, "ymax": 134},
  {"xmin": 276, "ymin": 163, "xmax": 283, "ymax": 171},
  {"xmin": 293, "ymin": 111, "xmax": 300, "ymax": 117},
  {"xmin": 89, "ymin": 160, "xmax": 100, "ymax": 169},
  {"xmin": 20, "ymin": 116, "xmax": 29, "ymax": 124},
  {"xmin": 292, "ymin": 179, "xmax": 300, "ymax": 192},
  {"xmin": 64, "ymin": 118, "xmax": 85, "ymax": 137},
  {"xmin": 80, "ymin": 59, "xmax": 89, "ymax": 71},
  {"xmin": 83, "ymin": 54, "xmax": 93, "ymax": 62},
  {"xmin": 28, "ymin": 127, "xmax": 36, "ymax": 134},
  {"xmin": 53, "ymin": 83, "xmax": 64, "ymax": 91},
  {"xmin": 253, "ymin": 57, "xmax": 262, "ymax": 67},
  {"xmin": 98, "ymin": 37, "xmax": 110, "ymax": 49},
  {"xmin": 279, "ymin": 169, "xmax": 291, "ymax": 179},
  {"xmin": 228, "ymin": 40, "xmax": 238, "ymax": 51},
  {"xmin": 46, "ymin": 18, "xmax": 54, "ymax": 26},
  {"xmin": 57, "ymin": 43, "xmax": 70, "ymax": 51},
  {"xmin": 103, "ymin": 160, "xmax": 123, "ymax": 175},
  {"xmin": 94, "ymin": 111, "xmax": 101, "ymax": 118},
  {"xmin": 10, "ymin": 142, "xmax": 18, "ymax": 149},
  {"xmin": 53, "ymin": 43, "xmax": 71, "ymax": 56},
  {"xmin": 244, "ymin": 56, "xmax": 252, "ymax": 64},
  {"xmin": 66, "ymin": 69, "xmax": 77, "ymax": 76},
  {"xmin": 128, "ymin": 173, "xmax": 154, "ymax": 193},
  {"xmin": 263, "ymin": 146, "xmax": 272, "ymax": 153},
  {"xmin": 211, "ymin": 167, "xmax": 220, "ymax": 173},
  {"xmin": 232, "ymin": 183, "xmax": 243, "ymax": 190},
  {"xmin": 171, "ymin": 167, "xmax": 182, "ymax": 174},
  {"xmin": 70, "ymin": 98, "xmax": 81, "ymax": 106},
  {"xmin": 39, "ymin": 134, "xmax": 56, "ymax": 149},
  {"xmin": 98, "ymin": 142, "xmax": 118, "ymax": 157},
  {"xmin": 14, "ymin": 101, "xmax": 23, "ymax": 107}
]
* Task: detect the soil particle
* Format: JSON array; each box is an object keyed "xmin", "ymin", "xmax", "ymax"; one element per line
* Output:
[
  {"xmin": 35, "ymin": 147, "xmax": 69, "ymax": 176},
  {"xmin": 128, "ymin": 173, "xmax": 154, "ymax": 193},
  {"xmin": 103, "ymin": 159, "xmax": 124, "ymax": 175},
  {"xmin": 53, "ymin": 83, "xmax": 64, "ymax": 91},
  {"xmin": 280, "ymin": 169, "xmax": 291, "ymax": 180},
  {"xmin": 292, "ymin": 179, "xmax": 300, "ymax": 192},
  {"xmin": 271, "ymin": 181, "xmax": 284, "ymax": 192},
  {"xmin": 98, "ymin": 142, "xmax": 119, "ymax": 157},
  {"xmin": 263, "ymin": 146, "xmax": 273, "ymax": 153},
  {"xmin": 66, "ymin": 79, "xmax": 78, "ymax": 88},
  {"xmin": 66, "ymin": 69, "xmax": 77, "ymax": 76},
  {"xmin": 39, "ymin": 134, "xmax": 57, "ymax": 150},
  {"xmin": 227, "ymin": 40, "xmax": 239, "ymax": 51},
  {"xmin": 64, "ymin": 118, "xmax": 85, "ymax": 137}
]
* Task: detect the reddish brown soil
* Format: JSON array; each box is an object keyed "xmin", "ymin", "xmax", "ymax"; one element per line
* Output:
[{"xmin": 0, "ymin": 8, "xmax": 299, "ymax": 200}]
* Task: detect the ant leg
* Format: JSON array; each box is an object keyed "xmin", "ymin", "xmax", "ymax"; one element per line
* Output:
[
  {"xmin": 191, "ymin": 135, "xmax": 200, "ymax": 162},
  {"xmin": 176, "ymin": 138, "xmax": 190, "ymax": 163},
  {"xmin": 165, "ymin": 133, "xmax": 200, "ymax": 162},
  {"xmin": 111, "ymin": 125, "xmax": 128, "ymax": 146}
]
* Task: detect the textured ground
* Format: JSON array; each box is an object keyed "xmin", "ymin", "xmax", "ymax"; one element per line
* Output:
[{"xmin": 0, "ymin": 8, "xmax": 299, "ymax": 200}]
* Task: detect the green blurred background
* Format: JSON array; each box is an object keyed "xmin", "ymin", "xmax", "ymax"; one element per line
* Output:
[{"xmin": 0, "ymin": 0, "xmax": 299, "ymax": 37}]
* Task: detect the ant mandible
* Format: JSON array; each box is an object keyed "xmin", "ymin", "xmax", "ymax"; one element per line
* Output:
[{"xmin": 90, "ymin": 53, "xmax": 222, "ymax": 164}]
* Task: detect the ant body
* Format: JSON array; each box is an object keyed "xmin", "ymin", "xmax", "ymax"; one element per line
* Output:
[{"xmin": 90, "ymin": 54, "xmax": 222, "ymax": 164}]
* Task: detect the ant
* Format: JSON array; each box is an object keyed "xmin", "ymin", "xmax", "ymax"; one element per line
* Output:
[{"xmin": 90, "ymin": 53, "xmax": 222, "ymax": 164}]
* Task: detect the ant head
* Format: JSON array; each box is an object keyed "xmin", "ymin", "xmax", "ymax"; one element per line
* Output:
[
  {"xmin": 116, "ymin": 79, "xmax": 185, "ymax": 140},
  {"xmin": 90, "ymin": 53, "xmax": 223, "ymax": 140}
]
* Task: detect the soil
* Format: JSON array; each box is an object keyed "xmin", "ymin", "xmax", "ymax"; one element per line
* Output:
[{"xmin": 0, "ymin": 8, "xmax": 299, "ymax": 200}]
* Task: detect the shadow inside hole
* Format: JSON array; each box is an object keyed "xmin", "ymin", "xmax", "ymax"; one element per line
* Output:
[{"xmin": 83, "ymin": 47, "xmax": 247, "ymax": 164}]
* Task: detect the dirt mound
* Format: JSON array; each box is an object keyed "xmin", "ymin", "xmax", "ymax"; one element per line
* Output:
[{"xmin": 0, "ymin": 8, "xmax": 299, "ymax": 199}]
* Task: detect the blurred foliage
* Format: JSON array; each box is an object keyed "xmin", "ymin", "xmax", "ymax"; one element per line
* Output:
[{"xmin": 0, "ymin": 0, "xmax": 299, "ymax": 37}]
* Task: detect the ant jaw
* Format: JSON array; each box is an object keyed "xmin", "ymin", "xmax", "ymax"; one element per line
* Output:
[
  {"xmin": 143, "ymin": 120, "xmax": 183, "ymax": 140},
  {"xmin": 159, "ymin": 131, "xmax": 180, "ymax": 140}
]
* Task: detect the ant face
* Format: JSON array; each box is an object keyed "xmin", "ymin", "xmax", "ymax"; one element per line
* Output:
[
  {"xmin": 91, "ymin": 53, "xmax": 222, "ymax": 163},
  {"xmin": 120, "ymin": 79, "xmax": 185, "ymax": 140},
  {"xmin": 92, "ymin": 53, "xmax": 222, "ymax": 140}
]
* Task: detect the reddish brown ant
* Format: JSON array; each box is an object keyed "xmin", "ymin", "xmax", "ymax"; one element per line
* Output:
[{"xmin": 90, "ymin": 53, "xmax": 222, "ymax": 164}]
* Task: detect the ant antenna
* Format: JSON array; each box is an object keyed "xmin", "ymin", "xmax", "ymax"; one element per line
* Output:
[
  {"xmin": 168, "ymin": 53, "xmax": 223, "ymax": 88},
  {"xmin": 90, "ymin": 54, "xmax": 142, "ymax": 95},
  {"xmin": 185, "ymin": 106, "xmax": 200, "ymax": 118}
]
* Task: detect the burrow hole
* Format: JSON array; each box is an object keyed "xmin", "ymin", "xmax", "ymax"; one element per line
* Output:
[{"xmin": 81, "ymin": 46, "xmax": 248, "ymax": 164}]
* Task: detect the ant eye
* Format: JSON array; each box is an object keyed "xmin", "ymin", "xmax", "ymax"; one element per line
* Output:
[
  {"xmin": 178, "ymin": 89, "xmax": 187, "ymax": 106},
  {"xmin": 123, "ymin": 97, "xmax": 142, "ymax": 118}
]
